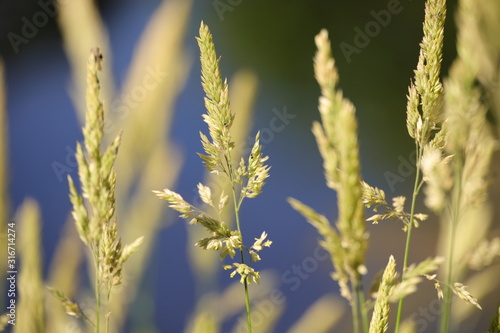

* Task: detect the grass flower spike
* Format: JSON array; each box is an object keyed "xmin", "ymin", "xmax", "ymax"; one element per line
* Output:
[
  {"xmin": 289, "ymin": 29, "xmax": 368, "ymax": 333},
  {"xmin": 53, "ymin": 48, "xmax": 144, "ymax": 333},
  {"xmin": 431, "ymin": 0, "xmax": 497, "ymax": 329},
  {"xmin": 381, "ymin": 0, "xmax": 447, "ymax": 329},
  {"xmin": 368, "ymin": 256, "xmax": 397, "ymax": 333},
  {"xmin": 154, "ymin": 22, "xmax": 271, "ymax": 333}
]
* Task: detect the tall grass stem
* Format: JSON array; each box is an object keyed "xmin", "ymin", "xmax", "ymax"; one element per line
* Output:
[
  {"xmin": 395, "ymin": 144, "xmax": 422, "ymax": 332},
  {"xmin": 231, "ymin": 173, "xmax": 253, "ymax": 333},
  {"xmin": 440, "ymin": 155, "xmax": 463, "ymax": 332}
]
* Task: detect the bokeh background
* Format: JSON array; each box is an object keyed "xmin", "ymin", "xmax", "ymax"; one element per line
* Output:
[{"xmin": 1, "ymin": 0, "xmax": 499, "ymax": 332}]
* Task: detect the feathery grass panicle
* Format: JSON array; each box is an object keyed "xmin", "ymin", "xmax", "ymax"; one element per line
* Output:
[
  {"xmin": 406, "ymin": 0, "xmax": 446, "ymax": 145},
  {"xmin": 187, "ymin": 70, "xmax": 259, "ymax": 333},
  {"xmin": 369, "ymin": 256, "xmax": 397, "ymax": 333},
  {"xmin": 403, "ymin": 0, "xmax": 447, "ymax": 221},
  {"xmin": 361, "ymin": 182, "xmax": 429, "ymax": 230},
  {"xmin": 311, "ymin": 29, "xmax": 367, "ymax": 276},
  {"xmin": 391, "ymin": 1, "xmax": 447, "ymax": 329},
  {"xmin": 155, "ymin": 22, "xmax": 271, "ymax": 332},
  {"xmin": 289, "ymin": 28, "xmax": 368, "ymax": 333},
  {"xmin": 404, "ymin": 0, "xmax": 447, "ymax": 201},
  {"xmin": 424, "ymin": 274, "xmax": 483, "ymax": 321},
  {"xmin": 197, "ymin": 22, "xmax": 235, "ymax": 175},
  {"xmin": 429, "ymin": 0, "xmax": 498, "ymax": 330},
  {"xmin": 155, "ymin": 22, "xmax": 271, "ymax": 274},
  {"xmin": 450, "ymin": 283, "xmax": 482, "ymax": 310},
  {"xmin": 61, "ymin": 48, "xmax": 143, "ymax": 333},
  {"xmin": 196, "ymin": 22, "xmax": 270, "ymax": 198},
  {"xmin": 405, "ymin": 0, "xmax": 448, "ymax": 203}
]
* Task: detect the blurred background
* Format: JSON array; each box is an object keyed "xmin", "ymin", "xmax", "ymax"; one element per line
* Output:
[{"xmin": 1, "ymin": 0, "xmax": 499, "ymax": 332}]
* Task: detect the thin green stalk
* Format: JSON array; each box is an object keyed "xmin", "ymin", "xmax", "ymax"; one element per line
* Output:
[
  {"xmin": 156, "ymin": 22, "xmax": 270, "ymax": 333},
  {"xmin": 440, "ymin": 156, "xmax": 463, "ymax": 333},
  {"xmin": 439, "ymin": 224, "xmax": 455, "ymax": 333},
  {"xmin": 350, "ymin": 275, "xmax": 369, "ymax": 333},
  {"xmin": 105, "ymin": 289, "xmax": 110, "ymax": 333},
  {"xmin": 228, "ymin": 147, "xmax": 252, "ymax": 332},
  {"xmin": 242, "ymin": 274, "xmax": 252, "ymax": 333},
  {"xmin": 351, "ymin": 280, "xmax": 360, "ymax": 333},
  {"xmin": 231, "ymin": 186, "xmax": 253, "ymax": 333},
  {"xmin": 357, "ymin": 279, "xmax": 369, "ymax": 333},
  {"xmin": 94, "ymin": 253, "xmax": 100, "ymax": 333},
  {"xmin": 395, "ymin": 145, "xmax": 422, "ymax": 332}
]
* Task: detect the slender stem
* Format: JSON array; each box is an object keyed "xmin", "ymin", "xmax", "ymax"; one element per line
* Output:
[
  {"xmin": 439, "ymin": 225, "xmax": 455, "ymax": 333},
  {"xmin": 242, "ymin": 273, "xmax": 252, "ymax": 333},
  {"xmin": 395, "ymin": 146, "xmax": 422, "ymax": 332},
  {"xmin": 105, "ymin": 289, "xmax": 110, "ymax": 333},
  {"xmin": 440, "ymin": 156, "xmax": 463, "ymax": 333},
  {"xmin": 357, "ymin": 279, "xmax": 369, "ymax": 333},
  {"xmin": 231, "ymin": 184, "xmax": 252, "ymax": 333},
  {"xmin": 94, "ymin": 252, "xmax": 100, "ymax": 333},
  {"xmin": 351, "ymin": 279, "xmax": 360, "ymax": 333},
  {"xmin": 225, "ymin": 144, "xmax": 253, "ymax": 332}
]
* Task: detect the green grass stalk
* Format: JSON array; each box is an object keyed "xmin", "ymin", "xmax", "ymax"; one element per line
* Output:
[
  {"xmin": 94, "ymin": 255, "xmax": 101, "ymax": 333},
  {"xmin": 395, "ymin": 145, "xmax": 423, "ymax": 332},
  {"xmin": 351, "ymin": 278, "xmax": 368, "ymax": 333},
  {"xmin": 231, "ymin": 184, "xmax": 253, "ymax": 333},
  {"xmin": 440, "ymin": 155, "xmax": 463, "ymax": 333},
  {"xmin": 155, "ymin": 22, "xmax": 271, "ymax": 333},
  {"xmin": 290, "ymin": 28, "xmax": 368, "ymax": 333},
  {"xmin": 357, "ymin": 279, "xmax": 369, "ymax": 333},
  {"xmin": 352, "ymin": 287, "xmax": 360, "ymax": 333}
]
